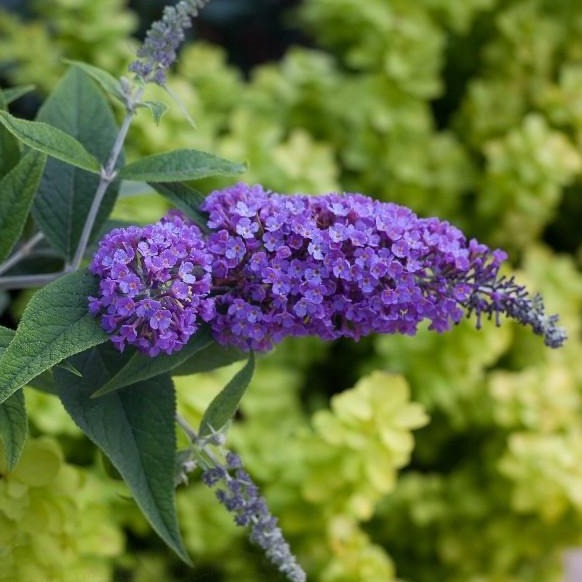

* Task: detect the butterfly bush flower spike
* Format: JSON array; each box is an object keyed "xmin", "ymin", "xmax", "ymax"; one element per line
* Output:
[
  {"xmin": 201, "ymin": 184, "xmax": 566, "ymax": 351},
  {"xmin": 89, "ymin": 212, "xmax": 215, "ymax": 356},
  {"xmin": 89, "ymin": 184, "xmax": 566, "ymax": 354},
  {"xmin": 202, "ymin": 451, "xmax": 307, "ymax": 582},
  {"xmin": 129, "ymin": 0, "xmax": 210, "ymax": 84}
]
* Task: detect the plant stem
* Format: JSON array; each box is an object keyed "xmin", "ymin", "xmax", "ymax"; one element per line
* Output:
[
  {"xmin": 69, "ymin": 86, "xmax": 144, "ymax": 271},
  {"xmin": 0, "ymin": 232, "xmax": 45, "ymax": 276},
  {"xmin": 176, "ymin": 413, "xmax": 224, "ymax": 470},
  {"xmin": 176, "ymin": 413, "xmax": 198, "ymax": 441},
  {"xmin": 0, "ymin": 272, "xmax": 65, "ymax": 290}
]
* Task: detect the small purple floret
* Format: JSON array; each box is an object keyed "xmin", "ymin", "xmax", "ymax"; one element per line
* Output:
[{"xmin": 89, "ymin": 213, "xmax": 215, "ymax": 356}]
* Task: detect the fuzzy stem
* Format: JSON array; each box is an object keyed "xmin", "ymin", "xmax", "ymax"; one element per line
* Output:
[
  {"xmin": 0, "ymin": 232, "xmax": 45, "ymax": 276},
  {"xmin": 0, "ymin": 272, "xmax": 65, "ymax": 290},
  {"xmin": 69, "ymin": 86, "xmax": 144, "ymax": 271}
]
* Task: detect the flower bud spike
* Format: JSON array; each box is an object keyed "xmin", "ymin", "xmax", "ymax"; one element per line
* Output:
[
  {"xmin": 129, "ymin": 0, "xmax": 211, "ymax": 85},
  {"xmin": 201, "ymin": 451, "xmax": 307, "ymax": 582}
]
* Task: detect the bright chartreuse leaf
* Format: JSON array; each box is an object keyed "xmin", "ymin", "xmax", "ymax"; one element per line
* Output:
[
  {"xmin": 119, "ymin": 149, "xmax": 245, "ymax": 182},
  {"xmin": 0, "ymin": 110, "xmax": 101, "ymax": 173},
  {"xmin": 0, "ymin": 326, "xmax": 27, "ymax": 470},
  {"xmin": 91, "ymin": 326, "xmax": 214, "ymax": 398},
  {"xmin": 199, "ymin": 352, "xmax": 255, "ymax": 438},
  {"xmin": 0, "ymin": 149, "xmax": 46, "ymax": 263},
  {"xmin": 32, "ymin": 67, "xmax": 122, "ymax": 260},
  {"xmin": 55, "ymin": 344, "xmax": 190, "ymax": 564},
  {"xmin": 0, "ymin": 270, "xmax": 108, "ymax": 406}
]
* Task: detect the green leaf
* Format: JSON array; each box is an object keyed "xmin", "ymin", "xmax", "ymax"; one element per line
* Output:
[
  {"xmin": 33, "ymin": 67, "xmax": 122, "ymax": 260},
  {"xmin": 172, "ymin": 342, "xmax": 246, "ymax": 376},
  {"xmin": 161, "ymin": 84, "xmax": 196, "ymax": 129},
  {"xmin": 26, "ymin": 370, "xmax": 58, "ymax": 395},
  {"xmin": 91, "ymin": 327, "xmax": 214, "ymax": 398},
  {"xmin": 0, "ymin": 88, "xmax": 21, "ymax": 178},
  {"xmin": 0, "ymin": 390, "xmax": 27, "ymax": 471},
  {"xmin": 0, "ymin": 326, "xmax": 27, "ymax": 470},
  {"xmin": 0, "ymin": 110, "xmax": 101, "ymax": 173},
  {"xmin": 1, "ymin": 85, "xmax": 35, "ymax": 106},
  {"xmin": 99, "ymin": 450, "xmax": 124, "ymax": 481},
  {"xmin": 0, "ymin": 149, "xmax": 47, "ymax": 263},
  {"xmin": 0, "ymin": 269, "xmax": 108, "ymax": 406},
  {"xmin": 0, "ymin": 124, "xmax": 20, "ymax": 179},
  {"xmin": 55, "ymin": 345, "xmax": 190, "ymax": 564},
  {"xmin": 141, "ymin": 100, "xmax": 169, "ymax": 125},
  {"xmin": 119, "ymin": 149, "xmax": 246, "ymax": 182},
  {"xmin": 0, "ymin": 326, "xmax": 15, "ymax": 346},
  {"xmin": 148, "ymin": 181, "xmax": 209, "ymax": 230},
  {"xmin": 199, "ymin": 352, "xmax": 255, "ymax": 438},
  {"xmin": 63, "ymin": 60, "xmax": 125, "ymax": 103}
]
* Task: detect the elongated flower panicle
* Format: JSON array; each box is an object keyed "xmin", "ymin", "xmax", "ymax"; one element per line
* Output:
[
  {"xmin": 89, "ymin": 212, "xmax": 215, "ymax": 356},
  {"xmin": 129, "ymin": 0, "xmax": 210, "ymax": 84},
  {"xmin": 202, "ymin": 452, "xmax": 307, "ymax": 582},
  {"xmin": 201, "ymin": 184, "xmax": 566, "ymax": 351},
  {"xmin": 89, "ymin": 184, "xmax": 566, "ymax": 355}
]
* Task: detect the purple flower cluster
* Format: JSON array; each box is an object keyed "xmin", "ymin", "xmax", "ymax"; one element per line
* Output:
[
  {"xmin": 202, "ymin": 452, "xmax": 306, "ymax": 582},
  {"xmin": 89, "ymin": 183, "xmax": 566, "ymax": 356},
  {"xmin": 129, "ymin": 0, "xmax": 210, "ymax": 84},
  {"xmin": 200, "ymin": 184, "xmax": 566, "ymax": 351},
  {"xmin": 88, "ymin": 212, "xmax": 215, "ymax": 356}
]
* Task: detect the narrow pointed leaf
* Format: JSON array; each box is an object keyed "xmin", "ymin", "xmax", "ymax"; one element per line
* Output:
[
  {"xmin": 161, "ymin": 84, "xmax": 196, "ymax": 129},
  {"xmin": 33, "ymin": 67, "xmax": 122, "ymax": 259},
  {"xmin": 91, "ymin": 327, "xmax": 214, "ymax": 398},
  {"xmin": 0, "ymin": 110, "xmax": 101, "ymax": 173},
  {"xmin": 0, "ymin": 269, "xmax": 108, "ymax": 406},
  {"xmin": 55, "ymin": 346, "xmax": 190, "ymax": 564},
  {"xmin": 63, "ymin": 60, "xmax": 125, "ymax": 103},
  {"xmin": 0, "ymin": 149, "xmax": 46, "ymax": 263},
  {"xmin": 171, "ymin": 342, "xmax": 246, "ymax": 376},
  {"xmin": 0, "ymin": 326, "xmax": 27, "ymax": 470},
  {"xmin": 149, "ymin": 181, "xmax": 209, "ymax": 230},
  {"xmin": 0, "ymin": 390, "xmax": 27, "ymax": 471},
  {"xmin": 0, "ymin": 126, "xmax": 20, "ymax": 179},
  {"xmin": 199, "ymin": 352, "xmax": 255, "ymax": 438},
  {"xmin": 141, "ymin": 100, "xmax": 168, "ymax": 125},
  {"xmin": 1, "ymin": 85, "xmax": 35, "ymax": 106},
  {"xmin": 0, "ymin": 89, "xmax": 21, "ymax": 178},
  {"xmin": 0, "ymin": 322, "xmax": 57, "ymax": 397},
  {"xmin": 119, "ymin": 149, "xmax": 245, "ymax": 182}
]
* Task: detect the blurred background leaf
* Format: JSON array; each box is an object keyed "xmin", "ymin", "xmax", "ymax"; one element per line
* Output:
[{"xmin": 1, "ymin": 0, "xmax": 582, "ymax": 580}]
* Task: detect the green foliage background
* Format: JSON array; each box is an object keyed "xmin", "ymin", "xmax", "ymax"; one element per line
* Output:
[{"xmin": 1, "ymin": 0, "xmax": 582, "ymax": 580}]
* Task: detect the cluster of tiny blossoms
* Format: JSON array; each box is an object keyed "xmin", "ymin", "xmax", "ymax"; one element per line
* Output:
[
  {"xmin": 89, "ymin": 184, "xmax": 566, "ymax": 355},
  {"xmin": 202, "ymin": 451, "xmax": 306, "ymax": 582},
  {"xmin": 201, "ymin": 184, "xmax": 566, "ymax": 351},
  {"xmin": 88, "ymin": 211, "xmax": 215, "ymax": 356},
  {"xmin": 129, "ymin": 0, "xmax": 210, "ymax": 84}
]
